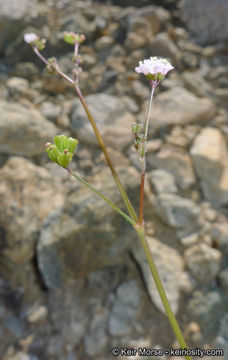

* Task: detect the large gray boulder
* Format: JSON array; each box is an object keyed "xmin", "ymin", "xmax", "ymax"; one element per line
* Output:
[
  {"xmin": 0, "ymin": 101, "xmax": 58, "ymax": 156},
  {"xmin": 181, "ymin": 0, "xmax": 228, "ymax": 45},
  {"xmin": 190, "ymin": 127, "xmax": 228, "ymax": 206},
  {"xmin": 145, "ymin": 87, "xmax": 215, "ymax": 131}
]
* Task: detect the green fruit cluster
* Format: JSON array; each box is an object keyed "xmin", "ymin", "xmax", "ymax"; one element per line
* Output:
[{"xmin": 46, "ymin": 135, "xmax": 78, "ymax": 168}]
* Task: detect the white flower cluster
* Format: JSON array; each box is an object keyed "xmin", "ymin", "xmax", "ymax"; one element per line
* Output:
[
  {"xmin": 135, "ymin": 57, "xmax": 174, "ymax": 77},
  {"xmin": 24, "ymin": 33, "xmax": 38, "ymax": 44}
]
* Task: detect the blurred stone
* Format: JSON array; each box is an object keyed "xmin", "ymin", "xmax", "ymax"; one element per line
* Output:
[
  {"xmin": 13, "ymin": 62, "xmax": 38, "ymax": 80},
  {"xmin": 131, "ymin": 237, "xmax": 183, "ymax": 314},
  {"xmin": 127, "ymin": 6, "xmax": 170, "ymax": 37},
  {"xmin": 6, "ymin": 77, "xmax": 29, "ymax": 97},
  {"xmin": 149, "ymin": 169, "xmax": 177, "ymax": 194},
  {"xmin": 180, "ymin": 232, "xmax": 199, "ymax": 248},
  {"xmin": 182, "ymin": 71, "xmax": 213, "ymax": 98},
  {"xmin": 71, "ymin": 93, "xmax": 135, "ymax": 151},
  {"xmin": 190, "ymin": 127, "xmax": 228, "ymax": 206},
  {"xmin": 179, "ymin": 271, "xmax": 196, "ymax": 294},
  {"xmin": 37, "ymin": 165, "xmax": 138, "ymax": 288},
  {"xmin": 184, "ymin": 243, "xmax": 222, "ymax": 283},
  {"xmin": 148, "ymin": 147, "xmax": 196, "ymax": 189},
  {"xmin": 40, "ymin": 101, "xmax": 61, "ymax": 122},
  {"xmin": 84, "ymin": 311, "xmax": 108, "ymax": 356},
  {"xmin": 105, "ymin": 56, "xmax": 126, "ymax": 73},
  {"xmin": 28, "ymin": 306, "xmax": 48, "ymax": 323},
  {"xmin": 61, "ymin": 12, "xmax": 94, "ymax": 38},
  {"xmin": 0, "ymin": 0, "xmax": 38, "ymax": 54},
  {"xmin": 124, "ymin": 32, "xmax": 147, "ymax": 50},
  {"xmin": 210, "ymin": 223, "xmax": 228, "ymax": 251},
  {"xmin": 108, "ymin": 280, "xmax": 141, "ymax": 336},
  {"xmin": 95, "ymin": 36, "xmax": 115, "ymax": 51},
  {"xmin": 147, "ymin": 139, "xmax": 162, "ymax": 153},
  {"xmin": 218, "ymin": 268, "xmax": 228, "ymax": 292},
  {"xmin": 0, "ymin": 157, "xmax": 64, "ymax": 264},
  {"xmin": 165, "ymin": 125, "xmax": 201, "ymax": 148},
  {"xmin": 153, "ymin": 194, "xmax": 200, "ymax": 228},
  {"xmin": 148, "ymin": 32, "xmax": 182, "ymax": 69},
  {"xmin": 181, "ymin": 0, "xmax": 228, "ymax": 45},
  {"xmin": 213, "ymin": 314, "xmax": 228, "ymax": 357},
  {"xmin": 0, "ymin": 101, "xmax": 58, "ymax": 156},
  {"xmin": 146, "ymin": 87, "xmax": 215, "ymax": 130},
  {"xmin": 187, "ymin": 290, "xmax": 223, "ymax": 337}
]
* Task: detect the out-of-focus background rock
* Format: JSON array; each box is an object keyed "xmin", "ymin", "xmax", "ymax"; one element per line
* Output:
[{"xmin": 0, "ymin": 0, "xmax": 228, "ymax": 359}]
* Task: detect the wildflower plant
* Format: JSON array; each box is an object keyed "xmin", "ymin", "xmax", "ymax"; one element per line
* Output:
[{"xmin": 24, "ymin": 32, "xmax": 191, "ymax": 359}]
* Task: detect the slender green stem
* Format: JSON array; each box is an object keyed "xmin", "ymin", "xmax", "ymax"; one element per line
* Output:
[
  {"xmin": 144, "ymin": 84, "xmax": 155, "ymax": 142},
  {"xmin": 74, "ymin": 84, "xmax": 138, "ymax": 223},
  {"xmin": 135, "ymin": 226, "xmax": 192, "ymax": 360},
  {"xmin": 67, "ymin": 168, "xmax": 135, "ymax": 226},
  {"xmin": 139, "ymin": 85, "xmax": 155, "ymax": 226}
]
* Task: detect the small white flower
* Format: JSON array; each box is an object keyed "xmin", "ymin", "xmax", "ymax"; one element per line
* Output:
[
  {"xmin": 135, "ymin": 57, "xmax": 174, "ymax": 81},
  {"xmin": 24, "ymin": 33, "xmax": 38, "ymax": 44}
]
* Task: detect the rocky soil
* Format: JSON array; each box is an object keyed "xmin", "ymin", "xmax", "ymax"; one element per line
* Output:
[{"xmin": 0, "ymin": 0, "xmax": 228, "ymax": 359}]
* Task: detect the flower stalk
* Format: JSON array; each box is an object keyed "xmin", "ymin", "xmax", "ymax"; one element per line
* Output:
[
  {"xmin": 25, "ymin": 34, "xmax": 191, "ymax": 359},
  {"xmin": 138, "ymin": 84, "xmax": 156, "ymax": 226},
  {"xmin": 135, "ymin": 226, "xmax": 192, "ymax": 360}
]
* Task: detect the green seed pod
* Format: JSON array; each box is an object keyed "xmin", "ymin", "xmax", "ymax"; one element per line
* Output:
[
  {"xmin": 63, "ymin": 32, "xmax": 76, "ymax": 45},
  {"xmin": 46, "ymin": 135, "xmax": 79, "ymax": 168},
  {"xmin": 67, "ymin": 137, "xmax": 78, "ymax": 153},
  {"xmin": 57, "ymin": 152, "xmax": 73, "ymax": 168},
  {"xmin": 46, "ymin": 145, "xmax": 59, "ymax": 164},
  {"xmin": 54, "ymin": 135, "xmax": 68, "ymax": 152}
]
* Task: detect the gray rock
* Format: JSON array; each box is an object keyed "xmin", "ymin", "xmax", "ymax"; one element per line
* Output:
[
  {"xmin": 148, "ymin": 147, "xmax": 196, "ymax": 189},
  {"xmin": 131, "ymin": 237, "xmax": 183, "ymax": 315},
  {"xmin": 218, "ymin": 268, "xmax": 228, "ymax": 292},
  {"xmin": 13, "ymin": 62, "xmax": 38, "ymax": 80},
  {"xmin": 0, "ymin": 101, "xmax": 58, "ymax": 156},
  {"xmin": 108, "ymin": 280, "xmax": 141, "ymax": 336},
  {"xmin": 187, "ymin": 290, "xmax": 223, "ymax": 336},
  {"xmin": 181, "ymin": 0, "xmax": 228, "ymax": 45},
  {"xmin": 127, "ymin": 5, "xmax": 170, "ymax": 36},
  {"xmin": 84, "ymin": 311, "xmax": 108, "ymax": 356},
  {"xmin": 146, "ymin": 87, "xmax": 215, "ymax": 131},
  {"xmin": 190, "ymin": 127, "xmax": 228, "ymax": 206},
  {"xmin": 149, "ymin": 169, "xmax": 177, "ymax": 194},
  {"xmin": 71, "ymin": 93, "xmax": 135, "ymax": 151},
  {"xmin": 40, "ymin": 101, "xmax": 61, "ymax": 122},
  {"xmin": 148, "ymin": 32, "xmax": 182, "ymax": 69},
  {"xmin": 0, "ymin": 0, "xmax": 37, "ymax": 54},
  {"xmin": 213, "ymin": 314, "xmax": 228, "ymax": 356},
  {"xmin": 6, "ymin": 77, "xmax": 29, "ymax": 97},
  {"xmin": 184, "ymin": 243, "xmax": 222, "ymax": 283},
  {"xmin": 182, "ymin": 71, "xmax": 213, "ymax": 98},
  {"xmin": 210, "ymin": 224, "xmax": 228, "ymax": 250},
  {"xmin": 95, "ymin": 36, "xmax": 115, "ymax": 51},
  {"xmin": 0, "ymin": 157, "xmax": 64, "ymax": 264},
  {"xmin": 153, "ymin": 193, "xmax": 200, "ymax": 228},
  {"xmin": 124, "ymin": 32, "xmax": 147, "ymax": 51},
  {"xmin": 37, "ymin": 165, "xmax": 138, "ymax": 288}
]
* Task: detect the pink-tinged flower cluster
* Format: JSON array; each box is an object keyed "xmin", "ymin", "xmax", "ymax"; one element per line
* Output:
[
  {"xmin": 24, "ymin": 33, "xmax": 38, "ymax": 44},
  {"xmin": 135, "ymin": 57, "xmax": 174, "ymax": 82}
]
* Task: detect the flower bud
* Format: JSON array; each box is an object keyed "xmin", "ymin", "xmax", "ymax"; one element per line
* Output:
[
  {"xmin": 63, "ymin": 31, "xmax": 86, "ymax": 45},
  {"xmin": 132, "ymin": 122, "xmax": 144, "ymax": 135}
]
